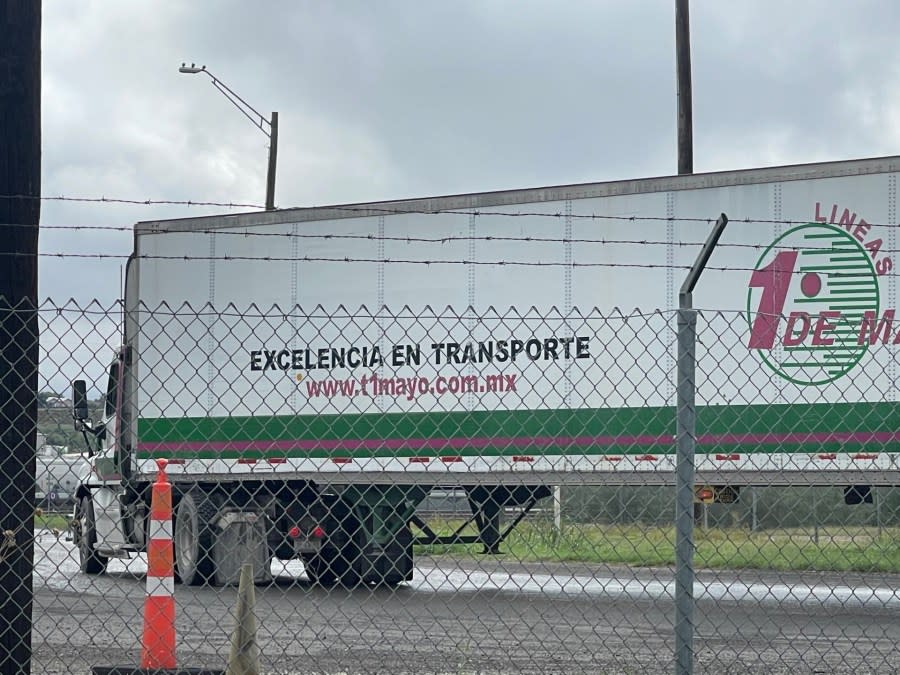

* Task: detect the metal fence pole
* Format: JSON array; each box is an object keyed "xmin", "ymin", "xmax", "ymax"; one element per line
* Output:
[
  {"xmin": 751, "ymin": 486, "xmax": 758, "ymax": 532},
  {"xmin": 552, "ymin": 485, "xmax": 562, "ymax": 538},
  {"xmin": 674, "ymin": 213, "xmax": 727, "ymax": 675},
  {"xmin": 876, "ymin": 487, "xmax": 883, "ymax": 538},
  {"xmin": 675, "ymin": 307, "xmax": 697, "ymax": 675}
]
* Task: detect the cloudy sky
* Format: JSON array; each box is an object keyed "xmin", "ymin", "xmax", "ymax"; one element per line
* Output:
[{"xmin": 39, "ymin": 0, "xmax": 900, "ymax": 305}]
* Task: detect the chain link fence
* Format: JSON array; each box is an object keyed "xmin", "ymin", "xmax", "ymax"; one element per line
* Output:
[{"xmin": 1, "ymin": 299, "xmax": 898, "ymax": 673}]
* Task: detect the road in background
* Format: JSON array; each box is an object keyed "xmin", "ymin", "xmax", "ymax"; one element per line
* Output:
[{"xmin": 31, "ymin": 533, "xmax": 900, "ymax": 674}]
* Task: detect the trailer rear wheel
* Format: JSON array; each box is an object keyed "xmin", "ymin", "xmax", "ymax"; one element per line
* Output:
[
  {"xmin": 174, "ymin": 490, "xmax": 218, "ymax": 586},
  {"xmin": 377, "ymin": 526, "xmax": 414, "ymax": 586},
  {"xmin": 76, "ymin": 496, "xmax": 108, "ymax": 575},
  {"xmin": 304, "ymin": 546, "xmax": 360, "ymax": 587},
  {"xmin": 303, "ymin": 552, "xmax": 337, "ymax": 586}
]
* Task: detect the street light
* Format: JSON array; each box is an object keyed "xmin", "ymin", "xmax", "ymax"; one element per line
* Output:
[{"xmin": 179, "ymin": 63, "xmax": 278, "ymax": 210}]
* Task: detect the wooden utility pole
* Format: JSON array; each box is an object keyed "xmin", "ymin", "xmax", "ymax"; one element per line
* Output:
[
  {"xmin": 676, "ymin": 0, "xmax": 693, "ymax": 175},
  {"xmin": 0, "ymin": 2, "xmax": 41, "ymax": 673}
]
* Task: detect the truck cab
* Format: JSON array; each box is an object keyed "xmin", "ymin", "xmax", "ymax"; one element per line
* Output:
[
  {"xmin": 72, "ymin": 347, "xmax": 420, "ymax": 586},
  {"xmin": 71, "ymin": 348, "xmax": 137, "ymax": 573}
]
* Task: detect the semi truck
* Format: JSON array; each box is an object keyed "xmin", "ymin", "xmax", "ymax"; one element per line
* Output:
[{"xmin": 72, "ymin": 155, "xmax": 900, "ymax": 585}]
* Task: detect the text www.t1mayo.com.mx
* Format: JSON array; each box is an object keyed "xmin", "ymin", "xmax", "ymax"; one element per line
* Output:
[{"xmin": 304, "ymin": 373, "xmax": 518, "ymax": 400}]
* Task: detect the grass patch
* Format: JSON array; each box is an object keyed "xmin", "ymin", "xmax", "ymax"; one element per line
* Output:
[
  {"xmin": 414, "ymin": 518, "xmax": 900, "ymax": 573},
  {"xmin": 35, "ymin": 511, "xmax": 71, "ymax": 531}
]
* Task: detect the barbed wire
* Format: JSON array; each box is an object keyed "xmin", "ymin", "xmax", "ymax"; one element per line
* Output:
[
  {"xmin": 1, "ymin": 251, "xmax": 700, "ymax": 267},
  {"xmin": 3, "ymin": 191, "xmax": 900, "ymax": 230},
  {"xmin": 10, "ymin": 222, "xmax": 900, "ymax": 255},
  {"xmin": 317, "ymin": 206, "xmax": 724, "ymax": 223},
  {"xmin": 327, "ymin": 205, "xmax": 900, "ymax": 232},
  {"xmin": 1, "ymin": 250, "xmax": 894, "ymax": 277},
  {"xmin": 7, "ymin": 195, "xmax": 898, "ymax": 261},
  {"xmin": 0, "ymin": 194, "xmax": 264, "ymax": 209}
]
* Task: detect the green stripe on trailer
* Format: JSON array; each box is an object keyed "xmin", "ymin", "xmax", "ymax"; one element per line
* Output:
[{"xmin": 136, "ymin": 402, "xmax": 899, "ymax": 460}]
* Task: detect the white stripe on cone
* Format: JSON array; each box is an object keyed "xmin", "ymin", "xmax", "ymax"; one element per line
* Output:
[
  {"xmin": 145, "ymin": 575, "xmax": 175, "ymax": 597},
  {"xmin": 148, "ymin": 519, "xmax": 173, "ymax": 541}
]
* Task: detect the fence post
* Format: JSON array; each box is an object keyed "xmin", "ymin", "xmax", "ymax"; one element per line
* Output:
[
  {"xmin": 552, "ymin": 485, "xmax": 562, "ymax": 539},
  {"xmin": 876, "ymin": 487, "xmax": 882, "ymax": 538},
  {"xmin": 750, "ymin": 487, "xmax": 758, "ymax": 532},
  {"xmin": 675, "ymin": 212, "xmax": 727, "ymax": 675},
  {"xmin": 675, "ymin": 307, "xmax": 697, "ymax": 675}
]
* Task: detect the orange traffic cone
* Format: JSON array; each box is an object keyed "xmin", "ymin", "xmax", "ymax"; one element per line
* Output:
[
  {"xmin": 91, "ymin": 460, "xmax": 225, "ymax": 675},
  {"xmin": 140, "ymin": 458, "xmax": 177, "ymax": 669}
]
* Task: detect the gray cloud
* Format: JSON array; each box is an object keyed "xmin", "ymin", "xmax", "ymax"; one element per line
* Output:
[{"xmin": 37, "ymin": 1, "xmax": 900, "ymax": 305}]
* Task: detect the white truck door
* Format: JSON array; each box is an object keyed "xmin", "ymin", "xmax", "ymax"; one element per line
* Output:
[{"xmin": 91, "ymin": 353, "xmax": 127, "ymax": 549}]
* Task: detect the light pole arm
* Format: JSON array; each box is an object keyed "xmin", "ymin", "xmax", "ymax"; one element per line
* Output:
[
  {"xmin": 179, "ymin": 64, "xmax": 278, "ymax": 210},
  {"xmin": 209, "ymin": 79, "xmax": 271, "ymax": 136},
  {"xmin": 181, "ymin": 66, "xmax": 271, "ymax": 138}
]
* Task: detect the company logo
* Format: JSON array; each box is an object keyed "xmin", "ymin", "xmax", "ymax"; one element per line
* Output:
[{"xmin": 747, "ymin": 204, "xmax": 894, "ymax": 386}]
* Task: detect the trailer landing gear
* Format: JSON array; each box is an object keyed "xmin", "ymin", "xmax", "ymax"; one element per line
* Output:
[{"xmin": 413, "ymin": 486, "xmax": 550, "ymax": 553}]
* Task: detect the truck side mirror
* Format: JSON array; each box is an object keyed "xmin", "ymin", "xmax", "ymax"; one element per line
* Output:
[{"xmin": 72, "ymin": 380, "xmax": 89, "ymax": 423}]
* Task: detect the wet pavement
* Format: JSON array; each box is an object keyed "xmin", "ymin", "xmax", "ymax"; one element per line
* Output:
[{"xmin": 30, "ymin": 530, "xmax": 900, "ymax": 674}]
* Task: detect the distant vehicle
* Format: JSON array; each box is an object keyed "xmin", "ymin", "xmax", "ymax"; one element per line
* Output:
[
  {"xmin": 45, "ymin": 396, "xmax": 71, "ymax": 409},
  {"xmin": 36, "ymin": 445, "xmax": 88, "ymax": 508}
]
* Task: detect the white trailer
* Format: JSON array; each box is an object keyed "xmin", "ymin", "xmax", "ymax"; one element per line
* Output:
[{"xmin": 72, "ymin": 155, "xmax": 900, "ymax": 585}]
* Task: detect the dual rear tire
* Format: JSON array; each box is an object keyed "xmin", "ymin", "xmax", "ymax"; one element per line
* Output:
[
  {"xmin": 303, "ymin": 546, "xmax": 360, "ymax": 586},
  {"xmin": 75, "ymin": 490, "xmax": 216, "ymax": 584},
  {"xmin": 77, "ymin": 489, "xmax": 411, "ymax": 587},
  {"xmin": 174, "ymin": 490, "xmax": 218, "ymax": 585}
]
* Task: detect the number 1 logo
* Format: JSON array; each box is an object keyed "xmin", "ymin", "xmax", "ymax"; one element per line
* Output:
[{"xmin": 746, "ymin": 223, "xmax": 879, "ymax": 385}]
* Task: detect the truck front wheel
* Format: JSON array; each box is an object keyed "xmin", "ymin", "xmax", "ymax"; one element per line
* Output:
[
  {"xmin": 174, "ymin": 490, "xmax": 217, "ymax": 585},
  {"xmin": 76, "ymin": 496, "xmax": 108, "ymax": 575}
]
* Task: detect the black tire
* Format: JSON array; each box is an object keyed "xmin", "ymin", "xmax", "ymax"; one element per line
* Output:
[
  {"xmin": 303, "ymin": 551, "xmax": 338, "ymax": 586},
  {"xmin": 76, "ymin": 496, "xmax": 108, "ymax": 575},
  {"xmin": 381, "ymin": 548, "xmax": 413, "ymax": 587},
  {"xmin": 174, "ymin": 490, "xmax": 218, "ymax": 586},
  {"xmin": 373, "ymin": 529, "xmax": 413, "ymax": 587},
  {"xmin": 304, "ymin": 546, "xmax": 360, "ymax": 587},
  {"xmin": 302, "ymin": 498, "xmax": 362, "ymax": 586}
]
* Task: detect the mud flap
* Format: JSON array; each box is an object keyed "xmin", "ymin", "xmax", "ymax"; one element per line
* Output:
[{"xmin": 213, "ymin": 511, "xmax": 273, "ymax": 585}]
